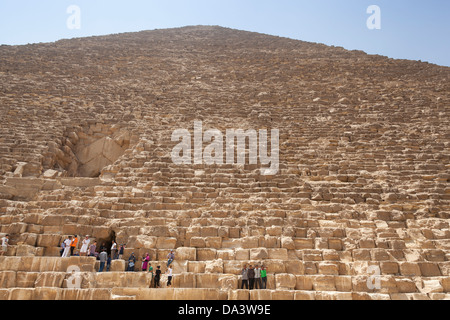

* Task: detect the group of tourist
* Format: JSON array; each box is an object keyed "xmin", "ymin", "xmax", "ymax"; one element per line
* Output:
[
  {"xmin": 126, "ymin": 250, "xmax": 175, "ymax": 288},
  {"xmin": 55, "ymin": 235, "xmax": 269, "ymax": 290},
  {"xmin": 241, "ymin": 264, "xmax": 268, "ymax": 290},
  {"xmin": 59, "ymin": 235, "xmax": 175, "ymax": 287},
  {"xmin": 59, "ymin": 235, "xmax": 125, "ymax": 259}
]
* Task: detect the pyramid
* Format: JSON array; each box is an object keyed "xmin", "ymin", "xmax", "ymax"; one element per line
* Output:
[{"xmin": 0, "ymin": 26, "xmax": 449, "ymax": 300}]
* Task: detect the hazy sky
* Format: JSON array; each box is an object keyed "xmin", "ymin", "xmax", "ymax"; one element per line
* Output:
[{"xmin": 0, "ymin": 0, "xmax": 449, "ymax": 66}]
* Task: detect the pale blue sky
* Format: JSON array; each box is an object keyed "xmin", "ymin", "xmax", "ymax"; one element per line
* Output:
[{"xmin": 0, "ymin": 0, "xmax": 449, "ymax": 66}]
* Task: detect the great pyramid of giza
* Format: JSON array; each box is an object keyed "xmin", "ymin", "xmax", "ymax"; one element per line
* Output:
[{"xmin": 0, "ymin": 26, "xmax": 449, "ymax": 300}]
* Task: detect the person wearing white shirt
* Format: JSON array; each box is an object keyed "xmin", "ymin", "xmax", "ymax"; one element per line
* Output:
[
  {"xmin": 111, "ymin": 241, "xmax": 117, "ymax": 260},
  {"xmin": 1, "ymin": 235, "xmax": 9, "ymax": 256},
  {"xmin": 80, "ymin": 236, "xmax": 90, "ymax": 256},
  {"xmin": 166, "ymin": 266, "xmax": 173, "ymax": 287},
  {"xmin": 62, "ymin": 236, "xmax": 72, "ymax": 257}
]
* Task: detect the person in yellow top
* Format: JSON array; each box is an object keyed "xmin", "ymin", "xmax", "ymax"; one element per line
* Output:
[{"xmin": 70, "ymin": 235, "xmax": 79, "ymax": 256}]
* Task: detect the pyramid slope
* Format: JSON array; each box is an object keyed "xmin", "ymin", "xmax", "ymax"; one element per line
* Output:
[{"xmin": 0, "ymin": 26, "xmax": 449, "ymax": 300}]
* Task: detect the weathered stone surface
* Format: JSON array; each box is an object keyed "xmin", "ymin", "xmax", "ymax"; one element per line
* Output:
[{"xmin": 0, "ymin": 25, "xmax": 448, "ymax": 301}]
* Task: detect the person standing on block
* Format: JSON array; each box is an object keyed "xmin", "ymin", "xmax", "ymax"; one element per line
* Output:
[
  {"xmin": 110, "ymin": 241, "xmax": 117, "ymax": 260},
  {"xmin": 80, "ymin": 236, "xmax": 90, "ymax": 256},
  {"xmin": 62, "ymin": 236, "xmax": 72, "ymax": 257},
  {"xmin": 241, "ymin": 265, "xmax": 249, "ymax": 289},
  {"xmin": 142, "ymin": 253, "xmax": 150, "ymax": 271},
  {"xmin": 254, "ymin": 264, "xmax": 262, "ymax": 289},
  {"xmin": 154, "ymin": 266, "xmax": 162, "ymax": 288},
  {"xmin": 70, "ymin": 235, "xmax": 78, "ymax": 256},
  {"xmin": 261, "ymin": 266, "xmax": 267, "ymax": 289},
  {"xmin": 166, "ymin": 265, "xmax": 173, "ymax": 287},
  {"xmin": 148, "ymin": 263, "xmax": 154, "ymax": 288},
  {"xmin": 1, "ymin": 234, "xmax": 9, "ymax": 256},
  {"xmin": 248, "ymin": 265, "xmax": 255, "ymax": 290},
  {"xmin": 98, "ymin": 249, "xmax": 107, "ymax": 272}
]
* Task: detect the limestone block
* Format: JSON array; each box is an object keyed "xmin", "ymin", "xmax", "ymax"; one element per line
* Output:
[
  {"xmin": 58, "ymin": 288, "xmax": 111, "ymax": 300},
  {"xmin": 205, "ymin": 237, "xmax": 222, "ymax": 249},
  {"xmin": 380, "ymin": 261, "xmax": 399, "ymax": 275},
  {"xmin": 442, "ymin": 277, "xmax": 450, "ymax": 292},
  {"xmin": 267, "ymin": 248, "xmax": 288, "ymax": 260},
  {"xmin": 173, "ymin": 272, "xmax": 196, "ymax": 288},
  {"xmin": 109, "ymin": 260, "xmax": 125, "ymax": 272},
  {"xmin": 223, "ymin": 261, "xmax": 244, "ymax": 275},
  {"xmin": 294, "ymin": 291, "xmax": 316, "ymax": 300},
  {"xmin": 205, "ymin": 259, "xmax": 224, "ymax": 273},
  {"xmin": 294, "ymin": 238, "xmax": 314, "ymax": 249},
  {"xmin": 176, "ymin": 247, "xmax": 196, "ymax": 261},
  {"xmin": 266, "ymin": 226, "xmax": 282, "ymax": 236},
  {"xmin": 15, "ymin": 245, "xmax": 40, "ymax": 257},
  {"xmin": 312, "ymin": 275, "xmax": 336, "ymax": 291},
  {"xmin": 421, "ymin": 280, "xmax": 444, "ymax": 294},
  {"xmin": 156, "ymin": 237, "xmax": 177, "ymax": 249},
  {"xmin": 221, "ymin": 239, "xmax": 242, "ymax": 248},
  {"xmin": 9, "ymin": 288, "xmax": 35, "ymax": 300},
  {"xmin": 285, "ymin": 260, "xmax": 304, "ymax": 275},
  {"xmin": 353, "ymin": 249, "xmax": 372, "ymax": 261},
  {"xmin": 218, "ymin": 274, "xmax": 238, "ymax": 290},
  {"xmin": 134, "ymin": 235, "xmax": 157, "ymax": 249},
  {"xmin": 303, "ymin": 261, "xmax": 318, "ymax": 275},
  {"xmin": 94, "ymin": 272, "xmax": 152, "ymax": 288},
  {"xmin": 272, "ymin": 290, "xmax": 295, "ymax": 300},
  {"xmin": 275, "ymin": 273, "xmax": 296, "ymax": 290},
  {"xmin": 249, "ymin": 248, "xmax": 268, "ymax": 260},
  {"xmin": 190, "ymin": 237, "xmax": 206, "ymax": 248},
  {"xmin": 378, "ymin": 276, "xmax": 399, "ymax": 294},
  {"xmin": 399, "ymin": 262, "xmax": 421, "ymax": 276},
  {"xmin": 188, "ymin": 261, "xmax": 206, "ymax": 273},
  {"xmin": 263, "ymin": 235, "xmax": 280, "ymax": 248},
  {"xmin": 429, "ymin": 293, "xmax": 450, "ymax": 300},
  {"xmin": 33, "ymin": 287, "xmax": 60, "ymax": 300},
  {"xmin": 235, "ymin": 248, "xmax": 249, "ymax": 260},
  {"xmin": 91, "ymin": 226, "xmax": 111, "ymax": 239},
  {"xmin": 418, "ymin": 262, "xmax": 441, "ymax": 277},
  {"xmin": 35, "ymin": 272, "xmax": 65, "ymax": 288},
  {"xmin": 195, "ymin": 274, "xmax": 221, "ymax": 289},
  {"xmin": 16, "ymin": 272, "xmax": 38, "ymax": 289},
  {"xmin": 0, "ymin": 271, "xmax": 17, "ymax": 288},
  {"xmin": 264, "ymin": 260, "xmax": 286, "ymax": 273},
  {"xmin": 216, "ymin": 249, "xmax": 235, "ymax": 260},
  {"xmin": 335, "ymin": 276, "xmax": 353, "ymax": 292},
  {"xmin": 2, "ymin": 222, "xmax": 28, "ymax": 234},
  {"xmin": 438, "ymin": 262, "xmax": 450, "ymax": 276},
  {"xmin": 43, "ymin": 169, "xmax": 58, "ymax": 179},
  {"xmin": 250, "ymin": 290, "xmax": 272, "ymax": 300},
  {"xmin": 316, "ymin": 292, "xmax": 353, "ymax": 300},
  {"xmin": 196, "ymin": 248, "xmax": 217, "ymax": 261},
  {"xmin": 229, "ymin": 289, "xmax": 250, "ymax": 300},
  {"xmin": 395, "ymin": 278, "xmax": 417, "ymax": 293},
  {"xmin": 295, "ymin": 275, "xmax": 313, "ymax": 290},
  {"xmin": 281, "ymin": 237, "xmax": 295, "ymax": 250},
  {"xmin": 37, "ymin": 234, "xmax": 62, "ymax": 248},
  {"xmin": 240, "ymin": 237, "xmax": 260, "ymax": 249},
  {"xmin": 318, "ymin": 262, "xmax": 340, "ymax": 275},
  {"xmin": 15, "ymin": 233, "xmax": 37, "ymax": 247}
]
